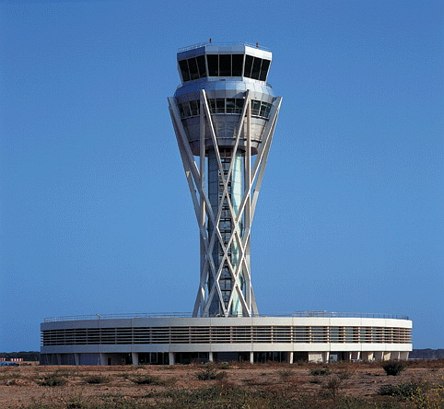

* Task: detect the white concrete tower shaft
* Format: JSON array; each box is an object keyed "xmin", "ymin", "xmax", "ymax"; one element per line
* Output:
[{"xmin": 168, "ymin": 43, "xmax": 282, "ymax": 317}]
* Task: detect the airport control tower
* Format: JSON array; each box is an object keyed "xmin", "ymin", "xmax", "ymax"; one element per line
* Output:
[
  {"xmin": 168, "ymin": 43, "xmax": 282, "ymax": 318},
  {"xmin": 40, "ymin": 43, "xmax": 412, "ymax": 366}
]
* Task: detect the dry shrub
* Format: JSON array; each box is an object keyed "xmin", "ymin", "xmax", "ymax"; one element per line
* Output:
[
  {"xmin": 382, "ymin": 360, "xmax": 407, "ymax": 376},
  {"xmin": 278, "ymin": 368, "xmax": 293, "ymax": 380},
  {"xmin": 378, "ymin": 382, "xmax": 422, "ymax": 398},
  {"xmin": 310, "ymin": 367, "xmax": 331, "ymax": 376},
  {"xmin": 196, "ymin": 366, "xmax": 226, "ymax": 381}
]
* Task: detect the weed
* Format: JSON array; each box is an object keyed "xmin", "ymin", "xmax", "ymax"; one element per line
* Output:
[{"xmin": 322, "ymin": 375, "xmax": 344, "ymax": 400}]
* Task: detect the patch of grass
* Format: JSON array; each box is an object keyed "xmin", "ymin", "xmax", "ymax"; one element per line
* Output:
[
  {"xmin": 378, "ymin": 382, "xmax": 423, "ymax": 398},
  {"xmin": 129, "ymin": 374, "xmax": 162, "ymax": 385},
  {"xmin": 196, "ymin": 366, "xmax": 226, "ymax": 381},
  {"xmin": 37, "ymin": 373, "xmax": 66, "ymax": 387},
  {"xmin": 159, "ymin": 385, "xmax": 286, "ymax": 409},
  {"xmin": 278, "ymin": 368, "xmax": 293, "ymax": 380},
  {"xmin": 310, "ymin": 367, "xmax": 331, "ymax": 376},
  {"xmin": 0, "ymin": 370, "xmax": 24, "ymax": 386},
  {"xmin": 382, "ymin": 361, "xmax": 407, "ymax": 376},
  {"xmin": 84, "ymin": 375, "xmax": 108, "ymax": 384}
]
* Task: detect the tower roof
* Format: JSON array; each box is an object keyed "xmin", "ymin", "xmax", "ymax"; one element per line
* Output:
[{"xmin": 177, "ymin": 42, "xmax": 272, "ymax": 61}]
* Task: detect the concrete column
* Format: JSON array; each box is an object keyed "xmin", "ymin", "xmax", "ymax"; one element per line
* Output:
[
  {"xmin": 250, "ymin": 352, "xmax": 254, "ymax": 364},
  {"xmin": 56, "ymin": 354, "xmax": 61, "ymax": 365},
  {"xmin": 351, "ymin": 351, "xmax": 360, "ymax": 361},
  {"xmin": 391, "ymin": 351, "xmax": 400, "ymax": 360},
  {"xmin": 74, "ymin": 354, "xmax": 80, "ymax": 366},
  {"xmin": 132, "ymin": 352, "xmax": 139, "ymax": 366},
  {"xmin": 322, "ymin": 352, "xmax": 330, "ymax": 363},
  {"xmin": 209, "ymin": 352, "xmax": 214, "ymax": 363},
  {"xmin": 289, "ymin": 352, "xmax": 294, "ymax": 364},
  {"xmin": 168, "ymin": 352, "xmax": 175, "ymax": 366},
  {"xmin": 400, "ymin": 352, "xmax": 409, "ymax": 360}
]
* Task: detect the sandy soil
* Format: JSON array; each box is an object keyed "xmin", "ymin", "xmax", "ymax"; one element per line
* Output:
[{"xmin": 0, "ymin": 361, "xmax": 443, "ymax": 408}]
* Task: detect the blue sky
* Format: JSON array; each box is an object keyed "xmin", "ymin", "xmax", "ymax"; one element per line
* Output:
[{"xmin": 0, "ymin": 0, "xmax": 443, "ymax": 351}]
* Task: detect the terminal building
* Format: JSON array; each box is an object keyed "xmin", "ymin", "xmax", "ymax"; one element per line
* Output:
[{"xmin": 40, "ymin": 42, "xmax": 412, "ymax": 365}]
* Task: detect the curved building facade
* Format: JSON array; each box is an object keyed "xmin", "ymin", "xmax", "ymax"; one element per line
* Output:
[{"xmin": 41, "ymin": 313, "xmax": 411, "ymax": 365}]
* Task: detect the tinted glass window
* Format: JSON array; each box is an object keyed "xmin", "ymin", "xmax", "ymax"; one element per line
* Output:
[
  {"xmin": 182, "ymin": 102, "xmax": 191, "ymax": 117},
  {"xmin": 196, "ymin": 55, "xmax": 207, "ymax": 77},
  {"xmin": 209, "ymin": 99, "xmax": 217, "ymax": 113},
  {"xmin": 179, "ymin": 60, "xmax": 190, "ymax": 82},
  {"xmin": 235, "ymin": 98, "xmax": 244, "ymax": 113},
  {"xmin": 226, "ymin": 98, "xmax": 236, "ymax": 113},
  {"xmin": 259, "ymin": 59, "xmax": 270, "ymax": 81},
  {"xmin": 216, "ymin": 99, "xmax": 225, "ymax": 113},
  {"xmin": 188, "ymin": 58, "xmax": 199, "ymax": 80},
  {"xmin": 251, "ymin": 57, "xmax": 262, "ymax": 80},
  {"xmin": 190, "ymin": 100, "xmax": 199, "ymax": 116},
  {"xmin": 260, "ymin": 101, "xmax": 267, "ymax": 117},
  {"xmin": 244, "ymin": 55, "xmax": 253, "ymax": 77},
  {"xmin": 178, "ymin": 103, "xmax": 184, "ymax": 117},
  {"xmin": 179, "ymin": 98, "xmax": 272, "ymax": 119},
  {"xmin": 264, "ymin": 102, "xmax": 272, "ymax": 118},
  {"xmin": 232, "ymin": 54, "xmax": 243, "ymax": 76},
  {"xmin": 207, "ymin": 55, "xmax": 218, "ymax": 76},
  {"xmin": 219, "ymin": 55, "xmax": 231, "ymax": 76},
  {"xmin": 251, "ymin": 100, "xmax": 261, "ymax": 116}
]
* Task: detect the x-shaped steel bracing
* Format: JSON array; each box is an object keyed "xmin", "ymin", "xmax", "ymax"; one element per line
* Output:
[{"xmin": 168, "ymin": 91, "xmax": 282, "ymax": 317}]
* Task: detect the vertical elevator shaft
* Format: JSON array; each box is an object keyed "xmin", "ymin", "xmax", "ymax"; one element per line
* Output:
[{"xmin": 207, "ymin": 148, "xmax": 245, "ymax": 316}]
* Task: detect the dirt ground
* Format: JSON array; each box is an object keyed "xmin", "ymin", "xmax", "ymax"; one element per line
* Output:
[{"xmin": 0, "ymin": 361, "xmax": 443, "ymax": 408}]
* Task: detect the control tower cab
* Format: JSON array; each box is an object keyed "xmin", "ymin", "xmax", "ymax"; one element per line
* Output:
[
  {"xmin": 173, "ymin": 43, "xmax": 276, "ymax": 155},
  {"xmin": 168, "ymin": 43, "xmax": 282, "ymax": 318}
]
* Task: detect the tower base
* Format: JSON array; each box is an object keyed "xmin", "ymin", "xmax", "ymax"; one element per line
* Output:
[{"xmin": 41, "ymin": 313, "xmax": 412, "ymax": 365}]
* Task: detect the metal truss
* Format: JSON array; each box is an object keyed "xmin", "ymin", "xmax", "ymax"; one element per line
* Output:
[{"xmin": 168, "ymin": 91, "xmax": 282, "ymax": 317}]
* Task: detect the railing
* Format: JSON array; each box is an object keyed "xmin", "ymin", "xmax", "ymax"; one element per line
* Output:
[
  {"xmin": 286, "ymin": 311, "xmax": 410, "ymax": 320},
  {"xmin": 43, "ymin": 311, "xmax": 409, "ymax": 322},
  {"xmin": 178, "ymin": 41, "xmax": 270, "ymax": 53}
]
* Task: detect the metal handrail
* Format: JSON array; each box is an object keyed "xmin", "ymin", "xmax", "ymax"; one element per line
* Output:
[
  {"xmin": 178, "ymin": 42, "xmax": 270, "ymax": 53},
  {"xmin": 43, "ymin": 311, "xmax": 409, "ymax": 322}
]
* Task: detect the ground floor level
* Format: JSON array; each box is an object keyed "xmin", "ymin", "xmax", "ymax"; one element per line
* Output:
[{"xmin": 40, "ymin": 350, "xmax": 410, "ymax": 366}]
